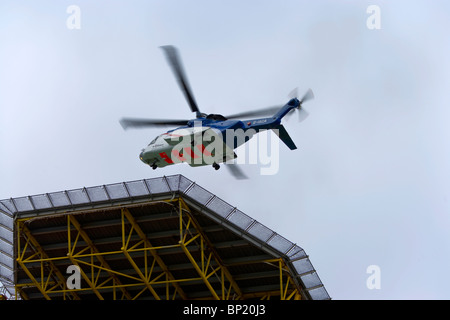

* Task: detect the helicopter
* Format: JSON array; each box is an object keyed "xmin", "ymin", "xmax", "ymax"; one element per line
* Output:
[{"xmin": 120, "ymin": 45, "xmax": 314, "ymax": 178}]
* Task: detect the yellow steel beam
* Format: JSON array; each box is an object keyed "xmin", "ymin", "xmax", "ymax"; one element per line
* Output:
[
  {"xmin": 178, "ymin": 198, "xmax": 243, "ymax": 299},
  {"xmin": 16, "ymin": 220, "xmax": 80, "ymax": 300},
  {"xmin": 278, "ymin": 258, "xmax": 301, "ymax": 300},
  {"xmin": 180, "ymin": 242, "xmax": 220, "ymax": 300},
  {"xmin": 67, "ymin": 257, "xmax": 104, "ymax": 300},
  {"xmin": 279, "ymin": 259, "xmax": 283, "ymax": 299},
  {"xmin": 68, "ymin": 215, "xmax": 132, "ymax": 299},
  {"xmin": 15, "ymin": 197, "xmax": 303, "ymax": 300},
  {"xmin": 16, "ymin": 259, "xmax": 51, "ymax": 300},
  {"xmin": 121, "ymin": 248, "xmax": 161, "ymax": 300},
  {"xmin": 121, "ymin": 207, "xmax": 187, "ymax": 299}
]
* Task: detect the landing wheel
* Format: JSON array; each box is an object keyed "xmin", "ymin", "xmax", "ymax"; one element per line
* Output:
[
  {"xmin": 151, "ymin": 164, "xmax": 157, "ymax": 170},
  {"xmin": 212, "ymin": 163, "xmax": 220, "ymax": 170}
]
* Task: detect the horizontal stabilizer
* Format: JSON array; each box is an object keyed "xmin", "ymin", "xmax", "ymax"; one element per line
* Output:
[{"xmin": 272, "ymin": 125, "xmax": 297, "ymax": 150}]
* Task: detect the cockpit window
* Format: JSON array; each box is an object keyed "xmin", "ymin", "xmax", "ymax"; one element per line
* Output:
[{"xmin": 148, "ymin": 137, "xmax": 158, "ymax": 145}]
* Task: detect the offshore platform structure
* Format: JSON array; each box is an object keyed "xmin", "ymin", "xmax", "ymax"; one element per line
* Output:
[{"xmin": 0, "ymin": 175, "xmax": 329, "ymax": 300}]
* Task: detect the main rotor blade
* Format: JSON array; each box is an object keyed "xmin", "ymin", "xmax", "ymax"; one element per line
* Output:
[
  {"xmin": 225, "ymin": 105, "xmax": 282, "ymax": 120},
  {"xmin": 120, "ymin": 118, "xmax": 189, "ymax": 130},
  {"xmin": 160, "ymin": 45, "xmax": 201, "ymax": 116},
  {"xmin": 224, "ymin": 163, "xmax": 248, "ymax": 180}
]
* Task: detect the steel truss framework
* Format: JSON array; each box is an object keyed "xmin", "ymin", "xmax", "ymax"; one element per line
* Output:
[{"xmin": 15, "ymin": 198, "xmax": 302, "ymax": 300}]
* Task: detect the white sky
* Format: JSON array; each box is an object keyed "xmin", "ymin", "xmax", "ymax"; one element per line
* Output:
[{"xmin": 1, "ymin": 0, "xmax": 450, "ymax": 299}]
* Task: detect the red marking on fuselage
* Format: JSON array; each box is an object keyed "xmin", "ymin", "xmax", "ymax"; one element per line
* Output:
[
  {"xmin": 197, "ymin": 144, "xmax": 212, "ymax": 157},
  {"xmin": 159, "ymin": 152, "xmax": 174, "ymax": 164},
  {"xmin": 161, "ymin": 144, "xmax": 213, "ymax": 164},
  {"xmin": 171, "ymin": 149, "xmax": 186, "ymax": 162},
  {"xmin": 184, "ymin": 146, "xmax": 199, "ymax": 159}
]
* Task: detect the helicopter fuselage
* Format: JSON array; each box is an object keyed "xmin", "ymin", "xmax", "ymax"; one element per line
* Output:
[{"xmin": 139, "ymin": 98, "xmax": 300, "ymax": 170}]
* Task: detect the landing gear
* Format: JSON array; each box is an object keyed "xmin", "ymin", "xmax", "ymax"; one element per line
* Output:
[
  {"xmin": 151, "ymin": 164, "xmax": 157, "ymax": 170},
  {"xmin": 212, "ymin": 162, "xmax": 220, "ymax": 170}
]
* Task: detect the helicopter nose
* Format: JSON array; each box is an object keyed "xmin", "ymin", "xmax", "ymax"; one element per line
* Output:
[{"xmin": 139, "ymin": 151, "xmax": 145, "ymax": 162}]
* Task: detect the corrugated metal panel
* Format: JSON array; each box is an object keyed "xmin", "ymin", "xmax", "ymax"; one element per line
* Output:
[
  {"xmin": 0, "ymin": 200, "xmax": 15, "ymax": 215},
  {"xmin": 0, "ymin": 207, "xmax": 14, "ymax": 290}
]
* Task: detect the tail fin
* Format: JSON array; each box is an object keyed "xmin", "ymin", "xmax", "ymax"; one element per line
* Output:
[{"xmin": 272, "ymin": 124, "xmax": 297, "ymax": 150}]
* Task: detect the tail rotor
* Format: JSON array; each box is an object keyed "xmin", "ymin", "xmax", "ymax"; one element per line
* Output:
[{"xmin": 285, "ymin": 88, "xmax": 314, "ymax": 122}]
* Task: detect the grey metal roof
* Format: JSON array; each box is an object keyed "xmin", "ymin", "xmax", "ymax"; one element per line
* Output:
[
  {"xmin": 0, "ymin": 199, "xmax": 14, "ymax": 297},
  {"xmin": 0, "ymin": 174, "xmax": 330, "ymax": 300}
]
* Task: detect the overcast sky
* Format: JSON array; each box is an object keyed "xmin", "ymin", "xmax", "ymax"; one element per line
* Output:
[{"xmin": 1, "ymin": 0, "xmax": 450, "ymax": 299}]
